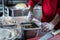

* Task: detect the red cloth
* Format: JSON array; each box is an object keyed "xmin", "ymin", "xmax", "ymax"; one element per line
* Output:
[
  {"xmin": 28, "ymin": 0, "xmax": 60, "ymax": 29},
  {"xmin": 28, "ymin": 0, "xmax": 40, "ymax": 7},
  {"xmin": 27, "ymin": 33, "xmax": 60, "ymax": 40},
  {"xmin": 49, "ymin": 33, "xmax": 60, "ymax": 40}
]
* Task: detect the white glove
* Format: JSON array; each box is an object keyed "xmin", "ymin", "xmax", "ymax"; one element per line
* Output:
[
  {"xmin": 27, "ymin": 11, "xmax": 34, "ymax": 21},
  {"xmin": 52, "ymin": 29, "xmax": 60, "ymax": 35},
  {"xmin": 41, "ymin": 22, "xmax": 54, "ymax": 32}
]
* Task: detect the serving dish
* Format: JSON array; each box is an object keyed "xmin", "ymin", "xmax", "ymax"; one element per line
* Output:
[{"xmin": 21, "ymin": 22, "xmax": 38, "ymax": 28}]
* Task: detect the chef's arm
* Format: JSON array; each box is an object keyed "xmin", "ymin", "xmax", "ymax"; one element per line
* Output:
[
  {"xmin": 50, "ymin": 14, "xmax": 60, "ymax": 35},
  {"xmin": 41, "ymin": 14, "xmax": 60, "ymax": 31},
  {"xmin": 28, "ymin": 6, "xmax": 34, "ymax": 13},
  {"xmin": 50, "ymin": 14, "xmax": 60, "ymax": 26},
  {"xmin": 27, "ymin": 6, "xmax": 34, "ymax": 21}
]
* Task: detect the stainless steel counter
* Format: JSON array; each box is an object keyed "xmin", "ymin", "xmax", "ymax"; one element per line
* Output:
[{"xmin": 0, "ymin": 16, "xmax": 42, "ymax": 40}]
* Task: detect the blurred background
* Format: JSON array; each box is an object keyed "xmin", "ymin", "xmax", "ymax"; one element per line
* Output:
[{"xmin": 0, "ymin": 0, "xmax": 42, "ymax": 20}]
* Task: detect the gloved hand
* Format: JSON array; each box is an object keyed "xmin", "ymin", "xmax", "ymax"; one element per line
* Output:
[
  {"xmin": 41, "ymin": 22, "xmax": 54, "ymax": 32},
  {"xmin": 27, "ymin": 11, "xmax": 34, "ymax": 22}
]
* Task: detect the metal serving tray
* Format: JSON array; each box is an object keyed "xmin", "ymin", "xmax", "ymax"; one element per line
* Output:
[{"xmin": 21, "ymin": 22, "xmax": 39, "ymax": 28}]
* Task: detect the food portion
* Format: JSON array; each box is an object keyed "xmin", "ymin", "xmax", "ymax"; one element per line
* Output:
[
  {"xmin": 0, "ymin": 28, "xmax": 19, "ymax": 40},
  {"xmin": 15, "ymin": 3, "xmax": 27, "ymax": 9},
  {"xmin": 21, "ymin": 22, "xmax": 38, "ymax": 28},
  {"xmin": 0, "ymin": 16, "xmax": 16, "ymax": 25}
]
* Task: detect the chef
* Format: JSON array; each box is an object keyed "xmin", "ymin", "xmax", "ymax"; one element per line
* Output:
[{"xmin": 27, "ymin": 0, "xmax": 60, "ymax": 31}]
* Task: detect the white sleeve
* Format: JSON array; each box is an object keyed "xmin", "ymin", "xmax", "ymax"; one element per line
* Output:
[{"xmin": 27, "ymin": 11, "xmax": 34, "ymax": 21}]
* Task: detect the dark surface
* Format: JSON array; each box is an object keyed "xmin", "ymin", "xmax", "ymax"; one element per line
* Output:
[{"xmin": 0, "ymin": 12, "xmax": 3, "ymax": 17}]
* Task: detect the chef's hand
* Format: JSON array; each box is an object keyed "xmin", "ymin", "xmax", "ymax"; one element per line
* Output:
[
  {"xmin": 41, "ymin": 22, "xmax": 54, "ymax": 32},
  {"xmin": 27, "ymin": 11, "xmax": 34, "ymax": 22}
]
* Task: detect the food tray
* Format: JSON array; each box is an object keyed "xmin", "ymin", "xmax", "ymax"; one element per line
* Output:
[{"xmin": 21, "ymin": 22, "xmax": 38, "ymax": 28}]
